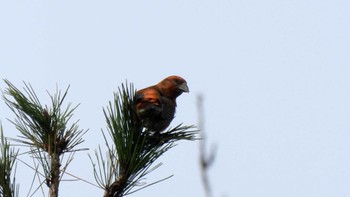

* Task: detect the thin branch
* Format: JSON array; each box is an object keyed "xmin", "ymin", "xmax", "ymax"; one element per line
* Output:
[{"xmin": 197, "ymin": 94, "xmax": 216, "ymax": 197}]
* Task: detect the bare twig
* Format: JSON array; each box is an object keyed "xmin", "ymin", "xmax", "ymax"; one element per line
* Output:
[{"xmin": 197, "ymin": 94, "xmax": 216, "ymax": 197}]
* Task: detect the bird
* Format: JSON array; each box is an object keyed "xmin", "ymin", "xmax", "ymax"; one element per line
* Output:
[{"xmin": 135, "ymin": 75, "xmax": 189, "ymax": 132}]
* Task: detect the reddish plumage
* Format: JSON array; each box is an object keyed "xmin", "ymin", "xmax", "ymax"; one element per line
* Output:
[{"xmin": 135, "ymin": 76, "xmax": 189, "ymax": 132}]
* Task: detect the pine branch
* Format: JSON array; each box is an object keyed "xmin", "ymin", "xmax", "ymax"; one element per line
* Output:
[
  {"xmin": 0, "ymin": 123, "xmax": 19, "ymax": 197},
  {"xmin": 90, "ymin": 82, "xmax": 197, "ymax": 197},
  {"xmin": 2, "ymin": 80, "xmax": 87, "ymax": 197}
]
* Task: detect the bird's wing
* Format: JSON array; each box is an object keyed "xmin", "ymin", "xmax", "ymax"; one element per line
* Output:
[{"xmin": 135, "ymin": 88, "xmax": 162, "ymax": 115}]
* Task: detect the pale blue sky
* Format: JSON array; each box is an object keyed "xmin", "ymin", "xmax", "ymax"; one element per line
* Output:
[{"xmin": 1, "ymin": 0, "xmax": 350, "ymax": 197}]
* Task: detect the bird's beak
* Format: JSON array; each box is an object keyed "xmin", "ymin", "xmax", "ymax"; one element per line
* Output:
[{"xmin": 178, "ymin": 82, "xmax": 189, "ymax": 93}]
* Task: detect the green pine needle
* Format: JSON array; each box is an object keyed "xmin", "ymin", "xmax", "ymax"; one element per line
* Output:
[{"xmin": 3, "ymin": 80, "xmax": 86, "ymax": 155}]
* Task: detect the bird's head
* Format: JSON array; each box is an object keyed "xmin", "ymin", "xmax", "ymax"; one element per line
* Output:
[{"xmin": 157, "ymin": 75, "xmax": 189, "ymax": 99}]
